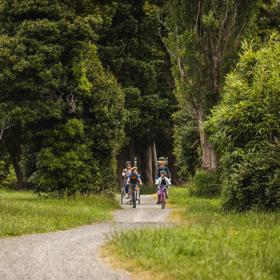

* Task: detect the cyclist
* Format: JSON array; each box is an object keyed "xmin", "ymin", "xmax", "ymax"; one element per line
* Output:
[
  {"xmin": 155, "ymin": 156, "xmax": 171, "ymax": 182},
  {"xmin": 127, "ymin": 167, "xmax": 142, "ymax": 200},
  {"xmin": 156, "ymin": 170, "xmax": 171, "ymax": 204},
  {"xmin": 122, "ymin": 161, "xmax": 132, "ymax": 199}
]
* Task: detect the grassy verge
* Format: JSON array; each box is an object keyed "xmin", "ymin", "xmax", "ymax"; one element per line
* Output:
[
  {"xmin": 140, "ymin": 185, "xmax": 157, "ymax": 195},
  {"xmin": 0, "ymin": 188, "xmax": 119, "ymax": 237},
  {"xmin": 106, "ymin": 187, "xmax": 280, "ymax": 280}
]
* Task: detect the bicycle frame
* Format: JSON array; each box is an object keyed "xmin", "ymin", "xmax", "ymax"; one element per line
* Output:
[
  {"xmin": 130, "ymin": 184, "xmax": 138, "ymax": 208},
  {"xmin": 158, "ymin": 185, "xmax": 166, "ymax": 209}
]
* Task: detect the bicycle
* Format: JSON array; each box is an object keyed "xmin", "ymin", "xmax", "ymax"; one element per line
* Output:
[
  {"xmin": 158, "ymin": 185, "xmax": 166, "ymax": 209},
  {"xmin": 129, "ymin": 184, "xmax": 141, "ymax": 208}
]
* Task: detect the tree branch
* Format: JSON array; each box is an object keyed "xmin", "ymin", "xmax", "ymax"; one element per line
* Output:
[{"xmin": 0, "ymin": 125, "xmax": 10, "ymax": 141}]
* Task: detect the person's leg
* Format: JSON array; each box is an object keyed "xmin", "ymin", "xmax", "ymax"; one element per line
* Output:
[
  {"xmin": 157, "ymin": 186, "xmax": 161, "ymax": 204},
  {"xmin": 125, "ymin": 184, "xmax": 130, "ymax": 198},
  {"xmin": 165, "ymin": 187, "xmax": 168, "ymax": 199}
]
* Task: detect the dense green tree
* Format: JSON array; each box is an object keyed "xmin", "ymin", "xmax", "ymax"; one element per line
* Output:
[
  {"xmin": 206, "ymin": 35, "xmax": 280, "ymax": 210},
  {"xmin": 0, "ymin": 0, "xmax": 125, "ymax": 194},
  {"xmin": 163, "ymin": 0, "xmax": 257, "ymax": 172}
]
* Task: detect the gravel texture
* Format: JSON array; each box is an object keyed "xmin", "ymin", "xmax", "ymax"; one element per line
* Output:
[{"xmin": 0, "ymin": 194, "xmax": 171, "ymax": 280}]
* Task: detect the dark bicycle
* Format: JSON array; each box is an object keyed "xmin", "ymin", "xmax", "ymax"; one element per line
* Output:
[{"xmin": 130, "ymin": 184, "xmax": 141, "ymax": 208}]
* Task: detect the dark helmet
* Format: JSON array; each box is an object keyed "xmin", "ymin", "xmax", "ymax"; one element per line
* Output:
[
  {"xmin": 125, "ymin": 161, "xmax": 132, "ymax": 166},
  {"xmin": 160, "ymin": 170, "xmax": 167, "ymax": 175},
  {"xmin": 158, "ymin": 156, "xmax": 165, "ymax": 161}
]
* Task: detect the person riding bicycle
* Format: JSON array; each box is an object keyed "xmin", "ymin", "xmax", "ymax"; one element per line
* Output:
[
  {"xmin": 127, "ymin": 167, "xmax": 142, "ymax": 197},
  {"xmin": 122, "ymin": 161, "xmax": 132, "ymax": 199},
  {"xmin": 155, "ymin": 170, "xmax": 171, "ymax": 204},
  {"xmin": 155, "ymin": 157, "xmax": 171, "ymax": 181}
]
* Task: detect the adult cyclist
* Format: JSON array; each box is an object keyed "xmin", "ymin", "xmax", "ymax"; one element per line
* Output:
[
  {"xmin": 155, "ymin": 157, "xmax": 171, "ymax": 201},
  {"xmin": 155, "ymin": 157, "xmax": 171, "ymax": 181},
  {"xmin": 122, "ymin": 161, "xmax": 132, "ymax": 199}
]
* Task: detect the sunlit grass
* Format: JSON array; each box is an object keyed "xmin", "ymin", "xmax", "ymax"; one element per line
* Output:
[
  {"xmin": 0, "ymin": 189, "xmax": 119, "ymax": 237},
  {"xmin": 107, "ymin": 187, "xmax": 280, "ymax": 280}
]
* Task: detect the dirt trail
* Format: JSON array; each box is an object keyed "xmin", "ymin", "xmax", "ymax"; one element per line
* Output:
[{"xmin": 0, "ymin": 194, "xmax": 171, "ymax": 280}]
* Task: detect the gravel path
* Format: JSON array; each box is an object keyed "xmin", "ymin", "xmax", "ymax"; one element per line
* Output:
[{"xmin": 0, "ymin": 194, "xmax": 171, "ymax": 280}]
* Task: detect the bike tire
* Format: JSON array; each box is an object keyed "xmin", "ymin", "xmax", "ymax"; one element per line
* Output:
[
  {"xmin": 161, "ymin": 190, "xmax": 166, "ymax": 209},
  {"xmin": 137, "ymin": 189, "xmax": 140, "ymax": 204},
  {"xmin": 133, "ymin": 191, "xmax": 136, "ymax": 208},
  {"xmin": 120, "ymin": 188, "xmax": 125, "ymax": 205},
  {"xmin": 121, "ymin": 191, "xmax": 124, "ymax": 204}
]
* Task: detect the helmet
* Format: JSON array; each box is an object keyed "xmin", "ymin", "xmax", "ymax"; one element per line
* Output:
[
  {"xmin": 160, "ymin": 170, "xmax": 167, "ymax": 175},
  {"xmin": 125, "ymin": 161, "xmax": 132, "ymax": 166}
]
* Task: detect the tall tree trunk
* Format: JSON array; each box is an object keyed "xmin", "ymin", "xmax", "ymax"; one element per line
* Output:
[
  {"xmin": 9, "ymin": 144, "xmax": 24, "ymax": 189},
  {"xmin": 151, "ymin": 140, "xmax": 157, "ymax": 180},
  {"xmin": 141, "ymin": 143, "xmax": 154, "ymax": 186},
  {"xmin": 196, "ymin": 106, "xmax": 217, "ymax": 170}
]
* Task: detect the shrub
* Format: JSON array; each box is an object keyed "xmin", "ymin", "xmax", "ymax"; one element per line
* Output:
[
  {"xmin": 206, "ymin": 35, "xmax": 280, "ymax": 210},
  {"xmin": 223, "ymin": 142, "xmax": 280, "ymax": 211},
  {"xmin": 189, "ymin": 169, "xmax": 221, "ymax": 197}
]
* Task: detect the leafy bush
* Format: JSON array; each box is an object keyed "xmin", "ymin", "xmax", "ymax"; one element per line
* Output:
[
  {"xmin": 0, "ymin": 165, "xmax": 17, "ymax": 189},
  {"xmin": 222, "ymin": 143, "xmax": 280, "ymax": 211},
  {"xmin": 189, "ymin": 169, "xmax": 220, "ymax": 197},
  {"xmin": 206, "ymin": 34, "xmax": 280, "ymax": 210}
]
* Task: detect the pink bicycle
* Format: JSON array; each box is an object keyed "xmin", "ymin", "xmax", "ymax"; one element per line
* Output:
[{"xmin": 158, "ymin": 185, "xmax": 166, "ymax": 209}]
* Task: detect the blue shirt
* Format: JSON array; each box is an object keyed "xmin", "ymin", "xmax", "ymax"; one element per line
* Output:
[{"xmin": 128, "ymin": 173, "xmax": 140, "ymax": 185}]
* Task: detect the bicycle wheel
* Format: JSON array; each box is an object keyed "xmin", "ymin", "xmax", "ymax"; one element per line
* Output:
[
  {"xmin": 161, "ymin": 190, "xmax": 166, "ymax": 209},
  {"xmin": 120, "ymin": 187, "xmax": 125, "ymax": 204},
  {"xmin": 132, "ymin": 190, "xmax": 136, "ymax": 208},
  {"xmin": 137, "ymin": 188, "xmax": 140, "ymax": 204}
]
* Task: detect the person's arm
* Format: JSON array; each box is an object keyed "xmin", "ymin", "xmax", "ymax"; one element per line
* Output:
[
  {"xmin": 155, "ymin": 168, "xmax": 160, "ymax": 180},
  {"xmin": 127, "ymin": 175, "xmax": 130, "ymax": 185},
  {"xmin": 155, "ymin": 177, "xmax": 161, "ymax": 185},
  {"xmin": 122, "ymin": 169, "xmax": 127, "ymax": 177},
  {"xmin": 138, "ymin": 175, "xmax": 143, "ymax": 185},
  {"xmin": 166, "ymin": 177, "xmax": 171, "ymax": 186}
]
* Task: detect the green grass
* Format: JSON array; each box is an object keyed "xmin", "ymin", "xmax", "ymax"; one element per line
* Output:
[
  {"xmin": 0, "ymin": 188, "xmax": 119, "ymax": 237},
  {"xmin": 140, "ymin": 184, "xmax": 157, "ymax": 195},
  {"xmin": 107, "ymin": 187, "xmax": 280, "ymax": 280}
]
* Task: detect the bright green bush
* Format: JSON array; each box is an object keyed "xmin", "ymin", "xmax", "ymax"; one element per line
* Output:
[
  {"xmin": 222, "ymin": 143, "xmax": 280, "ymax": 211},
  {"xmin": 206, "ymin": 34, "xmax": 280, "ymax": 211},
  {"xmin": 189, "ymin": 169, "xmax": 220, "ymax": 198}
]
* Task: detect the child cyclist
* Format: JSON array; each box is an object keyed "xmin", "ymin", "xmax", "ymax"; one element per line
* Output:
[
  {"xmin": 127, "ymin": 167, "xmax": 142, "ymax": 200},
  {"xmin": 155, "ymin": 170, "xmax": 171, "ymax": 204}
]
